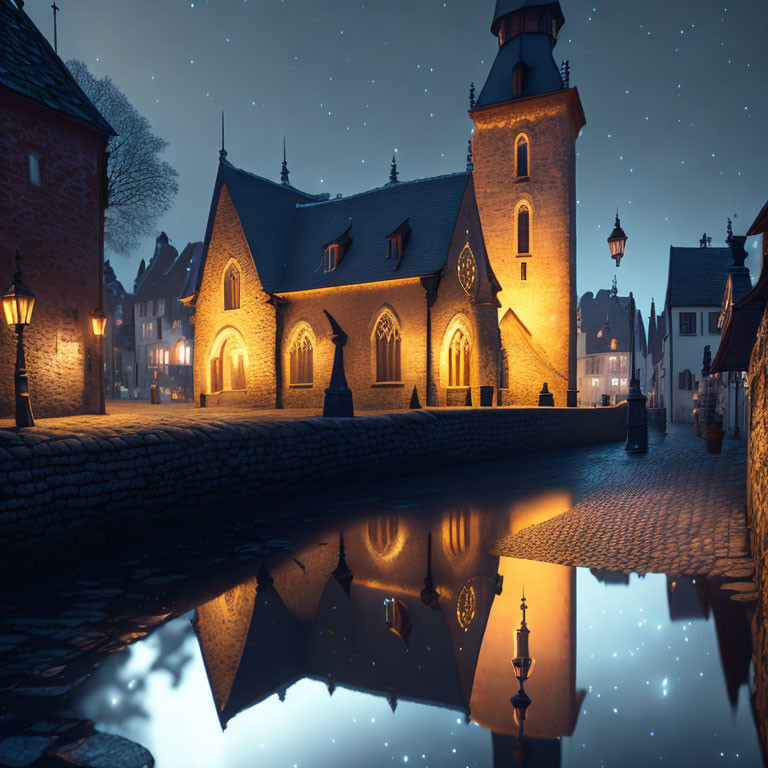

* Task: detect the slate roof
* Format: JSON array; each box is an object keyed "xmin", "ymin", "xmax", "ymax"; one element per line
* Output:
[
  {"xmin": 579, "ymin": 289, "xmax": 646, "ymax": 357},
  {"xmin": 0, "ymin": 0, "xmax": 114, "ymax": 135},
  {"xmin": 135, "ymin": 236, "xmax": 204, "ymax": 304},
  {"xmin": 666, "ymin": 247, "xmax": 732, "ymax": 308},
  {"xmin": 209, "ymin": 161, "xmax": 471, "ymax": 295},
  {"xmin": 475, "ymin": 34, "xmax": 564, "ymax": 109},
  {"xmin": 491, "ymin": 0, "xmax": 564, "ymax": 34}
]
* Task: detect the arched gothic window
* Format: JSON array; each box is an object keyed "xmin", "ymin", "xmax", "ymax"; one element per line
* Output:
[
  {"xmin": 210, "ymin": 338, "xmax": 246, "ymax": 392},
  {"xmin": 516, "ymin": 136, "xmax": 529, "ymax": 178},
  {"xmin": 224, "ymin": 264, "xmax": 240, "ymax": 310},
  {"xmin": 374, "ymin": 312, "xmax": 401, "ymax": 382},
  {"xmin": 517, "ymin": 205, "xmax": 531, "ymax": 255},
  {"xmin": 448, "ymin": 329, "xmax": 471, "ymax": 387},
  {"xmin": 289, "ymin": 327, "xmax": 314, "ymax": 385}
]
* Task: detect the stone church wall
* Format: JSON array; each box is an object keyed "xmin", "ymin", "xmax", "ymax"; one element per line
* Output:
[
  {"xmin": 192, "ymin": 186, "xmax": 277, "ymax": 408},
  {"xmin": 747, "ymin": 301, "xmax": 768, "ymax": 752},
  {"xmin": 0, "ymin": 93, "xmax": 105, "ymax": 418},
  {"xmin": 0, "ymin": 405, "xmax": 627, "ymax": 576}
]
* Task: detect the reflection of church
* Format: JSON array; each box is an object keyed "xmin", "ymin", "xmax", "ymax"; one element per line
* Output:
[
  {"xmin": 191, "ymin": 0, "xmax": 585, "ymax": 409},
  {"xmin": 192, "ymin": 498, "xmax": 584, "ymax": 766}
]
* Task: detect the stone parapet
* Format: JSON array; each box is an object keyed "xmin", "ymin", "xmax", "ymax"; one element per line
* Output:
[{"xmin": 0, "ymin": 406, "xmax": 626, "ymax": 573}]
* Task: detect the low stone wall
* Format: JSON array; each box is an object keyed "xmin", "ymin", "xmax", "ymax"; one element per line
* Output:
[
  {"xmin": 748, "ymin": 306, "xmax": 768, "ymax": 752},
  {"xmin": 0, "ymin": 405, "xmax": 627, "ymax": 572}
]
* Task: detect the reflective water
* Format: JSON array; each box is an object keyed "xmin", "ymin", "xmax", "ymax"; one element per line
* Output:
[{"xmin": 65, "ymin": 499, "xmax": 763, "ymax": 768}]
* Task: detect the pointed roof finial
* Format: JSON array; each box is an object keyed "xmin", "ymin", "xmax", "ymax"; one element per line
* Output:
[
  {"xmin": 389, "ymin": 152, "xmax": 399, "ymax": 185},
  {"xmin": 219, "ymin": 111, "xmax": 227, "ymax": 161},
  {"xmin": 520, "ymin": 590, "xmax": 527, "ymax": 627},
  {"xmin": 469, "ymin": 82, "xmax": 476, "ymax": 110},
  {"xmin": 726, "ymin": 217, "xmax": 734, "ymax": 245},
  {"xmin": 281, "ymin": 136, "xmax": 290, "ymax": 185},
  {"xmin": 610, "ymin": 275, "xmax": 618, "ymax": 298},
  {"xmin": 466, "ymin": 137, "xmax": 474, "ymax": 172}
]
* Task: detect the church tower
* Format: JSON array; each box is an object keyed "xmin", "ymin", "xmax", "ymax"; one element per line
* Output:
[{"xmin": 470, "ymin": 0, "xmax": 585, "ymax": 406}]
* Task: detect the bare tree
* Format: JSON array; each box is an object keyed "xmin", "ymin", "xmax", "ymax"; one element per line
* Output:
[{"xmin": 67, "ymin": 60, "xmax": 179, "ymax": 256}]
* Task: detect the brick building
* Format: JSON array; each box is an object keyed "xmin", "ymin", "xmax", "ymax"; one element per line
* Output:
[
  {"xmin": 192, "ymin": 0, "xmax": 585, "ymax": 410},
  {"xmin": 133, "ymin": 234, "xmax": 203, "ymax": 402},
  {"xmin": 0, "ymin": 0, "xmax": 114, "ymax": 418}
]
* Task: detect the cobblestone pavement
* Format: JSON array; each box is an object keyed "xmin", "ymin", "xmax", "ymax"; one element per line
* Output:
[{"xmin": 492, "ymin": 425, "xmax": 753, "ymax": 583}]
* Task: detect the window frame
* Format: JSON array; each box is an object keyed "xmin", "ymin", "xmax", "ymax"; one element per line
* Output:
[
  {"xmin": 679, "ymin": 312, "xmax": 697, "ymax": 336},
  {"xmin": 289, "ymin": 325, "xmax": 315, "ymax": 387},
  {"xmin": 28, "ymin": 151, "xmax": 42, "ymax": 187},
  {"xmin": 448, "ymin": 328, "xmax": 471, "ymax": 388},
  {"xmin": 223, "ymin": 263, "xmax": 241, "ymax": 311},
  {"xmin": 322, "ymin": 244, "xmax": 340, "ymax": 273},
  {"xmin": 515, "ymin": 135, "xmax": 530, "ymax": 179},
  {"xmin": 516, "ymin": 203, "xmax": 532, "ymax": 256},
  {"xmin": 708, "ymin": 311, "xmax": 722, "ymax": 335},
  {"xmin": 373, "ymin": 311, "xmax": 402, "ymax": 384}
]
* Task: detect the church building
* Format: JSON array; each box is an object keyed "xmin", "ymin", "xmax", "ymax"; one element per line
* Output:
[{"xmin": 192, "ymin": 0, "xmax": 585, "ymax": 410}]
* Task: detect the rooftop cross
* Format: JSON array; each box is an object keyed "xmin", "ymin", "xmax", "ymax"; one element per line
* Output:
[{"xmin": 51, "ymin": 2, "xmax": 60, "ymax": 54}]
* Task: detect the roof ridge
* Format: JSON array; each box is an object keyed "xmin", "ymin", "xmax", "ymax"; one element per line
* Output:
[
  {"xmin": 222, "ymin": 160, "xmax": 325, "ymax": 201},
  {"xmin": 296, "ymin": 171, "xmax": 471, "ymax": 209}
]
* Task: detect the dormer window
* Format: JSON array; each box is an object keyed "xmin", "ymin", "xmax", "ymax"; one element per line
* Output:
[
  {"xmin": 385, "ymin": 219, "xmax": 411, "ymax": 270},
  {"xmin": 322, "ymin": 244, "xmax": 339, "ymax": 272},
  {"xmin": 388, "ymin": 236, "xmax": 401, "ymax": 263},
  {"xmin": 321, "ymin": 227, "xmax": 352, "ymax": 274}
]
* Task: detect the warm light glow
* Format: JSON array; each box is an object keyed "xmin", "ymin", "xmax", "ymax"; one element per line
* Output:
[
  {"xmin": 91, "ymin": 306, "xmax": 107, "ymax": 336},
  {"xmin": 2, "ymin": 285, "xmax": 35, "ymax": 326}
]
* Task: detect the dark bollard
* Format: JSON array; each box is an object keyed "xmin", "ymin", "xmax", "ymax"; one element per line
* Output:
[
  {"xmin": 480, "ymin": 386, "xmax": 495, "ymax": 407},
  {"xmin": 409, "ymin": 386, "xmax": 421, "ymax": 410},
  {"xmin": 464, "ymin": 387, "xmax": 473, "ymax": 407},
  {"xmin": 601, "ymin": 393, "xmax": 610, "ymax": 407},
  {"xmin": 538, "ymin": 383, "xmax": 554, "ymax": 407}
]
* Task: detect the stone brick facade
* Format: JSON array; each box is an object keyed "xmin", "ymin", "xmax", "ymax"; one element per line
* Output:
[
  {"xmin": 194, "ymin": 178, "xmax": 505, "ymax": 410},
  {"xmin": 0, "ymin": 406, "xmax": 627, "ymax": 573},
  {"xmin": 0, "ymin": 91, "xmax": 108, "ymax": 418},
  {"xmin": 471, "ymin": 89, "xmax": 584, "ymax": 407},
  {"xmin": 748, "ymin": 300, "xmax": 768, "ymax": 751}
]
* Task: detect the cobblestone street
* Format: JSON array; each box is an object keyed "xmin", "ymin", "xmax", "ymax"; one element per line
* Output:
[{"xmin": 493, "ymin": 425, "xmax": 754, "ymax": 588}]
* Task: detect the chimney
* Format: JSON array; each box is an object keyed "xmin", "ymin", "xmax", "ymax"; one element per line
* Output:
[{"xmin": 729, "ymin": 235, "xmax": 748, "ymax": 268}]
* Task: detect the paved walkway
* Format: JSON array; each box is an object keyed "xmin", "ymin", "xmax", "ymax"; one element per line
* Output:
[{"xmin": 492, "ymin": 426, "xmax": 754, "ymax": 583}]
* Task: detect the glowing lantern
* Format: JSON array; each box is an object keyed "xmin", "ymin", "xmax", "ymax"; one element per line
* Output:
[
  {"xmin": 607, "ymin": 213, "xmax": 628, "ymax": 267},
  {"xmin": 2, "ymin": 263, "xmax": 36, "ymax": 327},
  {"xmin": 90, "ymin": 305, "xmax": 107, "ymax": 336}
]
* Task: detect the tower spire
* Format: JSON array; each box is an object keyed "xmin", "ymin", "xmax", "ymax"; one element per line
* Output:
[
  {"xmin": 281, "ymin": 137, "xmax": 290, "ymax": 185},
  {"xmin": 389, "ymin": 152, "xmax": 399, "ymax": 185},
  {"xmin": 219, "ymin": 111, "xmax": 227, "ymax": 161}
]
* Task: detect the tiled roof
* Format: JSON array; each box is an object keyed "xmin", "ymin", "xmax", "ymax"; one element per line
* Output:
[
  {"xmin": 0, "ymin": 0, "xmax": 114, "ymax": 135},
  {"xmin": 215, "ymin": 161, "xmax": 471, "ymax": 295},
  {"xmin": 579, "ymin": 289, "xmax": 646, "ymax": 356},
  {"xmin": 475, "ymin": 34, "xmax": 564, "ymax": 109},
  {"xmin": 491, "ymin": 0, "xmax": 564, "ymax": 34},
  {"xmin": 666, "ymin": 247, "xmax": 732, "ymax": 308}
]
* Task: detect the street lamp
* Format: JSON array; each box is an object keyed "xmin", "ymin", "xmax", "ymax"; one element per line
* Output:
[
  {"xmin": 90, "ymin": 305, "xmax": 107, "ymax": 337},
  {"xmin": 2, "ymin": 252, "xmax": 36, "ymax": 428},
  {"xmin": 607, "ymin": 213, "xmax": 628, "ymax": 268},
  {"xmin": 511, "ymin": 592, "xmax": 534, "ymax": 750}
]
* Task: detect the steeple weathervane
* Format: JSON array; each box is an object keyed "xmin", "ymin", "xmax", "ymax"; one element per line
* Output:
[
  {"xmin": 219, "ymin": 111, "xmax": 227, "ymax": 161},
  {"xmin": 469, "ymin": 82, "xmax": 476, "ymax": 110},
  {"xmin": 389, "ymin": 152, "xmax": 399, "ymax": 185},
  {"xmin": 281, "ymin": 137, "xmax": 290, "ymax": 185}
]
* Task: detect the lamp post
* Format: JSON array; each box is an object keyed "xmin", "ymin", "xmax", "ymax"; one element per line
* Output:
[
  {"xmin": 510, "ymin": 593, "xmax": 535, "ymax": 747},
  {"xmin": 2, "ymin": 253, "xmax": 36, "ymax": 428},
  {"xmin": 607, "ymin": 213, "xmax": 628, "ymax": 268},
  {"xmin": 625, "ymin": 291, "xmax": 648, "ymax": 452}
]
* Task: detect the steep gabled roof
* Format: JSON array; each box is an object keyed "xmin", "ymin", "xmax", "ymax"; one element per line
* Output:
[
  {"xmin": 202, "ymin": 160, "xmax": 472, "ymax": 295},
  {"xmin": 0, "ymin": 0, "xmax": 114, "ymax": 135},
  {"xmin": 277, "ymin": 172, "xmax": 471, "ymax": 293},
  {"xmin": 666, "ymin": 247, "xmax": 732, "ymax": 308}
]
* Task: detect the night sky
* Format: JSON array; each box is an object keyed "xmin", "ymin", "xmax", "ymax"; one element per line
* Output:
[{"xmin": 25, "ymin": 0, "xmax": 768, "ymax": 319}]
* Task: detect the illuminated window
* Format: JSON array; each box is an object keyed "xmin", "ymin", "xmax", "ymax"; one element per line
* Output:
[
  {"xmin": 610, "ymin": 338, "xmax": 618, "ymax": 351},
  {"xmin": 592, "ymin": 378, "xmax": 600, "ymax": 387},
  {"xmin": 290, "ymin": 327, "xmax": 314, "ymax": 385},
  {"xmin": 28, "ymin": 152, "xmax": 41, "ymax": 186},
  {"xmin": 210, "ymin": 337, "xmax": 246, "ymax": 392},
  {"xmin": 322, "ymin": 244, "xmax": 339, "ymax": 273},
  {"xmin": 374, "ymin": 311, "xmax": 401, "ymax": 382},
  {"xmin": 620, "ymin": 378, "xmax": 628, "ymax": 388},
  {"xmin": 224, "ymin": 264, "xmax": 241, "ymax": 310},
  {"xmin": 516, "ymin": 136, "xmax": 529, "ymax": 178},
  {"xmin": 517, "ymin": 205, "xmax": 531, "ymax": 254},
  {"xmin": 521, "ymin": 261, "xmax": 527, "ymax": 281},
  {"xmin": 448, "ymin": 328, "xmax": 471, "ymax": 387},
  {"xmin": 608, "ymin": 356, "xmax": 618, "ymax": 373},
  {"xmin": 176, "ymin": 340, "xmax": 191, "ymax": 365},
  {"xmin": 611, "ymin": 378, "xmax": 619, "ymax": 387}
]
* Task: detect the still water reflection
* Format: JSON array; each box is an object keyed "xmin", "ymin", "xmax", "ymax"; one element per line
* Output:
[{"xmin": 70, "ymin": 496, "xmax": 763, "ymax": 767}]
